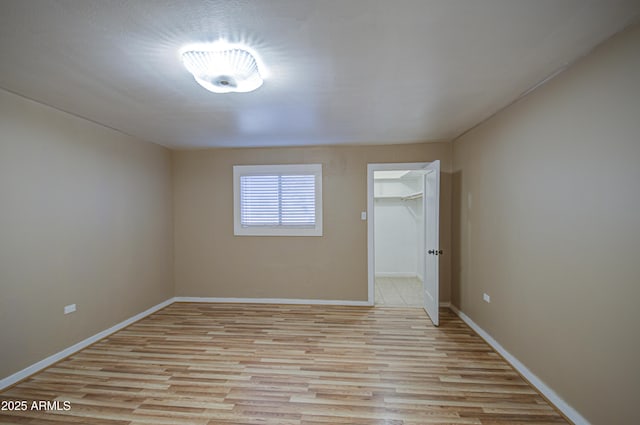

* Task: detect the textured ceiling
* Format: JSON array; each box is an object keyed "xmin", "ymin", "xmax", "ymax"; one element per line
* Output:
[{"xmin": 0, "ymin": 0, "xmax": 638, "ymax": 149}]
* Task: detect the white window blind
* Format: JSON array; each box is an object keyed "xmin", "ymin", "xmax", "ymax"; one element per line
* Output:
[
  {"xmin": 233, "ymin": 164, "xmax": 322, "ymax": 236},
  {"xmin": 240, "ymin": 174, "xmax": 316, "ymax": 227}
]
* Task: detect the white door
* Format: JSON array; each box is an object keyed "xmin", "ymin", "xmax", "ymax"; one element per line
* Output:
[{"xmin": 422, "ymin": 160, "xmax": 440, "ymax": 326}]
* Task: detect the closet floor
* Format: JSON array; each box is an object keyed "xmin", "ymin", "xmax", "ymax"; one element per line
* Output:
[{"xmin": 375, "ymin": 276, "xmax": 423, "ymax": 307}]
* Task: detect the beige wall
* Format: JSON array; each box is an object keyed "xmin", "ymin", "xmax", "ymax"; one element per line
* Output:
[
  {"xmin": 452, "ymin": 23, "xmax": 640, "ymax": 424},
  {"xmin": 0, "ymin": 89, "xmax": 174, "ymax": 379},
  {"xmin": 173, "ymin": 143, "xmax": 451, "ymax": 302}
]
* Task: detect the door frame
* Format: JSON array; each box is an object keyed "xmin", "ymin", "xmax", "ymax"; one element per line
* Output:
[{"xmin": 367, "ymin": 162, "xmax": 434, "ymax": 305}]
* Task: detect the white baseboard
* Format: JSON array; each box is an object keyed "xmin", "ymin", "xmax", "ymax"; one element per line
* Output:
[
  {"xmin": 375, "ymin": 272, "xmax": 417, "ymax": 278},
  {"xmin": 448, "ymin": 304, "xmax": 588, "ymax": 425},
  {"xmin": 174, "ymin": 296, "xmax": 371, "ymax": 306},
  {"xmin": 0, "ymin": 298, "xmax": 175, "ymax": 391},
  {"xmin": 439, "ymin": 301, "xmax": 451, "ymax": 308}
]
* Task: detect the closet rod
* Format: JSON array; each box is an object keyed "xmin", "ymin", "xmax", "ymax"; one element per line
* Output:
[{"xmin": 401, "ymin": 192, "xmax": 423, "ymax": 200}]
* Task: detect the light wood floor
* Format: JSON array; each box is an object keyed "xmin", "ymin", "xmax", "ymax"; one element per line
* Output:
[{"xmin": 0, "ymin": 303, "xmax": 567, "ymax": 424}]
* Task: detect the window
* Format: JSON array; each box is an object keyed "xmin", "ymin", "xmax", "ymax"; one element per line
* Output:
[{"xmin": 233, "ymin": 164, "xmax": 323, "ymax": 236}]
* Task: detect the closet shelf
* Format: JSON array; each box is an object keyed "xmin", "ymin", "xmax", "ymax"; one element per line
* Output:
[{"xmin": 374, "ymin": 192, "xmax": 423, "ymax": 200}]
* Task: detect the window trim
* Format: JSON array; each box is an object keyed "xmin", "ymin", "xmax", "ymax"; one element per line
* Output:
[{"xmin": 233, "ymin": 163, "xmax": 323, "ymax": 236}]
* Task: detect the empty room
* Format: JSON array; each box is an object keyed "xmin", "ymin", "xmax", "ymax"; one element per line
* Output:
[{"xmin": 1, "ymin": 1, "xmax": 639, "ymax": 424}]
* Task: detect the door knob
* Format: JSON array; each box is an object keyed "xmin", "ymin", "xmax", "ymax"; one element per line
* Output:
[{"xmin": 428, "ymin": 249, "xmax": 443, "ymax": 255}]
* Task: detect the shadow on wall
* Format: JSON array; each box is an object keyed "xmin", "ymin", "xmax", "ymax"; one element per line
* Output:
[
  {"xmin": 437, "ymin": 169, "xmax": 453, "ymax": 304},
  {"xmin": 451, "ymin": 170, "xmax": 462, "ymax": 308}
]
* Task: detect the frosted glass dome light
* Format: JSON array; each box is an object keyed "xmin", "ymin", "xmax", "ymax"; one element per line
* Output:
[{"xmin": 180, "ymin": 44, "xmax": 263, "ymax": 93}]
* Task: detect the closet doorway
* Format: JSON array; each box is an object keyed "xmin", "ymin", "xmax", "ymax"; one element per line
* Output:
[{"xmin": 367, "ymin": 162, "xmax": 441, "ymax": 326}]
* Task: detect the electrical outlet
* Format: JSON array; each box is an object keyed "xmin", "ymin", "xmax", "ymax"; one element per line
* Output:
[
  {"xmin": 483, "ymin": 293, "xmax": 491, "ymax": 303},
  {"xmin": 64, "ymin": 304, "xmax": 76, "ymax": 314},
  {"xmin": 361, "ymin": 211, "xmax": 367, "ymax": 220}
]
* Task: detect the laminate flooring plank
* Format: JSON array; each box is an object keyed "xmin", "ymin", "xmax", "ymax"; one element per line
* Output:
[{"xmin": 0, "ymin": 304, "xmax": 568, "ymax": 424}]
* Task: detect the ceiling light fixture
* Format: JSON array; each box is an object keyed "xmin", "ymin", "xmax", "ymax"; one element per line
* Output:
[{"xmin": 180, "ymin": 42, "xmax": 264, "ymax": 93}]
